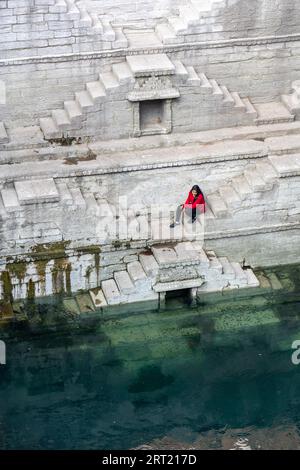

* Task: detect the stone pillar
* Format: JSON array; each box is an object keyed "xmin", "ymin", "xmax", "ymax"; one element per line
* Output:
[
  {"xmin": 158, "ymin": 291, "xmax": 166, "ymax": 311},
  {"xmin": 189, "ymin": 287, "xmax": 198, "ymax": 307}
]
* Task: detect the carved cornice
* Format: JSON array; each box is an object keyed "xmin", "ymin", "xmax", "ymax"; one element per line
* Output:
[
  {"xmin": 2, "ymin": 33, "xmax": 300, "ymax": 67},
  {"xmin": 127, "ymin": 75, "xmax": 180, "ymax": 101}
]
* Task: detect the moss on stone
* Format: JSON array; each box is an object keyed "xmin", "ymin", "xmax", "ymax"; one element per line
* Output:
[
  {"xmin": 1, "ymin": 271, "xmax": 13, "ymax": 303},
  {"xmin": 27, "ymin": 279, "xmax": 35, "ymax": 301},
  {"xmin": 7, "ymin": 261, "xmax": 27, "ymax": 283}
]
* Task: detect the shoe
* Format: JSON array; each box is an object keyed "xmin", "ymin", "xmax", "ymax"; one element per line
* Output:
[
  {"xmin": 170, "ymin": 222, "xmax": 179, "ymax": 228},
  {"xmin": 192, "ymin": 218, "xmax": 197, "ymax": 224}
]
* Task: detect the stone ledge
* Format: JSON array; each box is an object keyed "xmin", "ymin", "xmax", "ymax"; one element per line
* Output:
[{"xmin": 1, "ymin": 32, "xmax": 300, "ymax": 67}]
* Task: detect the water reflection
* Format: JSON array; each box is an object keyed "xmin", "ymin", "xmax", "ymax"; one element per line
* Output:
[{"xmin": 0, "ymin": 265, "xmax": 300, "ymax": 449}]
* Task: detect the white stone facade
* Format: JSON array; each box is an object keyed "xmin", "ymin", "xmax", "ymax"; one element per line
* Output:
[{"xmin": 0, "ymin": 0, "xmax": 300, "ymax": 310}]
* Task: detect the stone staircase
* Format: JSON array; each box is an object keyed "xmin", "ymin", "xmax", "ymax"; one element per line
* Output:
[
  {"xmin": 39, "ymin": 53, "xmax": 261, "ymax": 140},
  {"xmin": 155, "ymin": 0, "xmax": 232, "ymax": 44},
  {"xmin": 205, "ymin": 157, "xmax": 279, "ymax": 218},
  {"xmin": 38, "ymin": 48, "xmax": 297, "ymax": 140},
  {"xmin": 39, "ymin": 59, "xmax": 135, "ymax": 140},
  {"xmin": 53, "ymin": 0, "xmax": 127, "ymax": 46},
  {"xmin": 88, "ymin": 241, "xmax": 260, "ymax": 307}
]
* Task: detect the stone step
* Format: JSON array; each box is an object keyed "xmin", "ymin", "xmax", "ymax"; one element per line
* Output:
[
  {"xmin": 102, "ymin": 18, "xmax": 116, "ymax": 41},
  {"xmin": 51, "ymin": 109, "xmax": 71, "ymax": 130},
  {"xmin": 256, "ymin": 271, "xmax": 272, "ymax": 289},
  {"xmin": 173, "ymin": 60, "xmax": 189, "ymax": 81},
  {"xmin": 179, "ymin": 5, "xmax": 200, "ymax": 25},
  {"xmin": 65, "ymin": 0, "xmax": 80, "ymax": 19},
  {"xmin": 199, "ymin": 72, "xmax": 213, "ymax": 90},
  {"xmin": 267, "ymin": 134, "xmax": 300, "ymax": 155},
  {"xmin": 231, "ymin": 92, "xmax": 246, "ymax": 110},
  {"xmin": 101, "ymin": 279, "xmax": 121, "ymax": 305},
  {"xmin": 255, "ymin": 160, "xmax": 279, "ymax": 183},
  {"xmin": 40, "ymin": 117, "xmax": 61, "ymax": 139},
  {"xmin": 86, "ymin": 81, "xmax": 106, "ymax": 102},
  {"xmin": 114, "ymin": 27, "xmax": 128, "ymax": 48},
  {"xmin": 127, "ymin": 261, "xmax": 147, "ymax": 283},
  {"xmin": 186, "ymin": 66, "xmax": 201, "ymax": 86},
  {"xmin": 206, "ymin": 250, "xmax": 223, "ymax": 273},
  {"xmin": 244, "ymin": 167, "xmax": 267, "ymax": 191},
  {"xmin": 52, "ymin": 0, "xmax": 68, "ymax": 14},
  {"xmin": 139, "ymin": 253, "xmax": 159, "ymax": 277},
  {"xmin": 153, "ymin": 277, "xmax": 204, "ymax": 293},
  {"xmin": 75, "ymin": 90, "xmax": 94, "ymax": 111},
  {"xmin": 232, "ymin": 175, "xmax": 252, "ymax": 199},
  {"xmin": 152, "ymin": 245, "xmax": 177, "ymax": 265},
  {"xmin": 210, "ymin": 79, "xmax": 223, "ymax": 96},
  {"xmin": 192, "ymin": 242, "xmax": 210, "ymax": 267},
  {"xmin": 75, "ymin": 292, "xmax": 95, "ymax": 313},
  {"xmin": 155, "ymin": 23, "xmax": 180, "ymax": 44},
  {"xmin": 112, "ymin": 62, "xmax": 134, "ymax": 85},
  {"xmin": 243, "ymin": 97, "xmax": 258, "ymax": 117},
  {"xmin": 207, "ymin": 193, "xmax": 228, "ymax": 217},
  {"xmin": 114, "ymin": 270, "xmax": 135, "ymax": 294},
  {"xmin": 90, "ymin": 12, "xmax": 103, "ymax": 33},
  {"xmin": 69, "ymin": 187, "xmax": 86, "ymax": 209},
  {"xmin": 231, "ymin": 262, "xmax": 248, "ymax": 285},
  {"xmin": 268, "ymin": 153, "xmax": 300, "ymax": 177},
  {"xmin": 126, "ymin": 54, "xmax": 175, "ymax": 78},
  {"xmin": 218, "ymin": 184, "xmax": 241, "ymax": 207},
  {"xmin": 0, "ymin": 122, "xmax": 9, "ymax": 144},
  {"xmin": 174, "ymin": 241, "xmax": 201, "ymax": 262},
  {"xmin": 281, "ymin": 93, "xmax": 300, "ymax": 114},
  {"xmin": 56, "ymin": 181, "xmax": 73, "ymax": 206},
  {"xmin": 77, "ymin": 4, "xmax": 92, "ymax": 27},
  {"xmin": 191, "ymin": 0, "xmax": 219, "ymax": 13},
  {"xmin": 89, "ymin": 287, "xmax": 107, "ymax": 308},
  {"xmin": 64, "ymin": 100, "xmax": 82, "ymax": 123},
  {"xmin": 219, "ymin": 257, "xmax": 236, "ymax": 279},
  {"xmin": 267, "ymin": 272, "xmax": 283, "ymax": 290},
  {"xmin": 14, "ymin": 178, "xmax": 60, "ymax": 205},
  {"xmin": 99, "ymin": 72, "xmax": 119, "ymax": 91},
  {"xmin": 0, "ymin": 188, "xmax": 21, "ymax": 212},
  {"xmin": 245, "ymin": 269, "xmax": 260, "ymax": 287},
  {"xmin": 168, "ymin": 16, "xmax": 188, "ymax": 34},
  {"xmin": 220, "ymin": 85, "xmax": 235, "ymax": 104},
  {"xmin": 255, "ymin": 101, "xmax": 294, "ymax": 125}
]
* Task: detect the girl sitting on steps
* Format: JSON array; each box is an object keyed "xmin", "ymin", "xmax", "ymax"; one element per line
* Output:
[{"xmin": 170, "ymin": 184, "xmax": 206, "ymax": 228}]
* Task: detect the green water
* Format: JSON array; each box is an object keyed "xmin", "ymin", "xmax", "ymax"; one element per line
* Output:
[{"xmin": 1, "ymin": 265, "xmax": 300, "ymax": 450}]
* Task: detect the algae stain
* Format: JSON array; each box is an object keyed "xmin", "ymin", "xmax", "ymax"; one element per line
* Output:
[
  {"xmin": 95, "ymin": 252, "xmax": 100, "ymax": 286},
  {"xmin": 1, "ymin": 271, "xmax": 13, "ymax": 304},
  {"xmin": 27, "ymin": 279, "xmax": 35, "ymax": 301}
]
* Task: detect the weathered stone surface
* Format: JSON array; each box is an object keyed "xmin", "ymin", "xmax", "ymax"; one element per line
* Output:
[
  {"xmin": 14, "ymin": 178, "xmax": 59, "ymax": 205},
  {"xmin": 126, "ymin": 54, "xmax": 175, "ymax": 77}
]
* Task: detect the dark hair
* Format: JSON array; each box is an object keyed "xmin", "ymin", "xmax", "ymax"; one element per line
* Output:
[{"xmin": 191, "ymin": 185, "xmax": 204, "ymax": 199}]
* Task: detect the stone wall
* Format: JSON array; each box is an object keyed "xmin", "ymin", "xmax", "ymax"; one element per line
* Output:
[
  {"xmin": 0, "ymin": 154, "xmax": 299, "ymax": 302},
  {"xmin": 0, "ymin": 39, "xmax": 299, "ymax": 134},
  {"xmin": 2, "ymin": 1, "xmax": 300, "ymax": 59}
]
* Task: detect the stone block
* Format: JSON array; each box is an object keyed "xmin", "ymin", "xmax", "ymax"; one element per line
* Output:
[{"xmin": 14, "ymin": 178, "xmax": 59, "ymax": 205}]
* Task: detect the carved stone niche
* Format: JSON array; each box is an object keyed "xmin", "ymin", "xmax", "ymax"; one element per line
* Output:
[{"xmin": 127, "ymin": 75, "xmax": 180, "ymax": 137}]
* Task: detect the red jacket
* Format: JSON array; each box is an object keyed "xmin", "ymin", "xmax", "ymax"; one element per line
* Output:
[{"xmin": 183, "ymin": 191, "xmax": 206, "ymax": 212}]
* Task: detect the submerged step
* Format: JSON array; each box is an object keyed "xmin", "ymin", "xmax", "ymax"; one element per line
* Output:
[
  {"xmin": 101, "ymin": 279, "xmax": 121, "ymax": 305},
  {"xmin": 114, "ymin": 270, "xmax": 135, "ymax": 294}
]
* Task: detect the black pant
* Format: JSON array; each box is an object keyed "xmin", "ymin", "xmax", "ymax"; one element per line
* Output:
[{"xmin": 175, "ymin": 205, "xmax": 197, "ymax": 223}]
